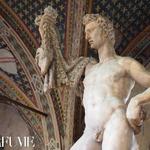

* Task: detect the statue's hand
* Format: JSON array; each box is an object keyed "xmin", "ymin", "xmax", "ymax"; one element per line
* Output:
[{"xmin": 126, "ymin": 98, "xmax": 146, "ymax": 134}]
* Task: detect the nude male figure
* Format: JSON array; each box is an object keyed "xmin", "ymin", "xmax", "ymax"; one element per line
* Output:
[{"xmin": 70, "ymin": 14, "xmax": 150, "ymax": 150}]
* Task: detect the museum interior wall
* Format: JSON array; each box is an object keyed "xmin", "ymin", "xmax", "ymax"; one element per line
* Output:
[{"xmin": 0, "ymin": 0, "xmax": 149, "ymax": 150}]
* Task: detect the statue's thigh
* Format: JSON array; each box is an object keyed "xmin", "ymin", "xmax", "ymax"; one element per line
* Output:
[
  {"xmin": 102, "ymin": 110, "xmax": 132, "ymax": 150},
  {"xmin": 70, "ymin": 131, "xmax": 101, "ymax": 150}
]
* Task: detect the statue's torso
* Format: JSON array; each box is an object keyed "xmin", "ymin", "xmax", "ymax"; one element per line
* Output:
[{"xmin": 83, "ymin": 58, "xmax": 134, "ymax": 129}]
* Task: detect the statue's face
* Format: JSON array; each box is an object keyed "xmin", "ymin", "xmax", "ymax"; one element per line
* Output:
[{"xmin": 85, "ymin": 21, "xmax": 104, "ymax": 50}]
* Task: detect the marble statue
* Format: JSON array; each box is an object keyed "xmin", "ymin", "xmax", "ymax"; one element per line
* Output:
[
  {"xmin": 70, "ymin": 14, "xmax": 150, "ymax": 150},
  {"xmin": 35, "ymin": 6, "xmax": 150, "ymax": 150}
]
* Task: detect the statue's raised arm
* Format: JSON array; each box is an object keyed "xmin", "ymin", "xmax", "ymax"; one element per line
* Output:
[{"xmin": 35, "ymin": 6, "xmax": 89, "ymax": 92}]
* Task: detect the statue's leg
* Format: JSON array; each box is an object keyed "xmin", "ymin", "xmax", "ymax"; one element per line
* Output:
[
  {"xmin": 102, "ymin": 109, "xmax": 133, "ymax": 150},
  {"xmin": 70, "ymin": 128, "xmax": 101, "ymax": 150}
]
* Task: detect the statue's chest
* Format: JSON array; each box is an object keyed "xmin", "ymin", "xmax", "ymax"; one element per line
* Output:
[{"xmin": 84, "ymin": 61, "xmax": 125, "ymax": 85}]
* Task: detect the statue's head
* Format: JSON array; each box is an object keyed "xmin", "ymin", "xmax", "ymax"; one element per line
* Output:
[{"xmin": 83, "ymin": 14, "xmax": 115, "ymax": 49}]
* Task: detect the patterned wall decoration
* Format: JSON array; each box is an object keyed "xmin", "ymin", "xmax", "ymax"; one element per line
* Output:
[
  {"xmin": 122, "ymin": 26, "xmax": 150, "ymax": 66},
  {"xmin": 0, "ymin": 1, "xmax": 37, "ymax": 56},
  {"xmin": 0, "ymin": 15, "xmax": 61, "ymax": 149},
  {"xmin": 0, "ymin": 51, "xmax": 37, "ymax": 106},
  {"xmin": 1, "ymin": 0, "xmax": 149, "ymax": 60},
  {"xmin": 0, "ymin": 21, "xmax": 37, "ymax": 106},
  {"xmin": 91, "ymin": 0, "xmax": 150, "ymax": 55},
  {"xmin": 127, "ymin": 33, "xmax": 150, "ymax": 66},
  {"xmin": 64, "ymin": 0, "xmax": 87, "ymax": 60},
  {"xmin": 50, "ymin": 89, "xmax": 65, "ymax": 137}
]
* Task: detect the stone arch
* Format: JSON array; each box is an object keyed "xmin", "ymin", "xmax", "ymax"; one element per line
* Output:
[{"xmin": 0, "ymin": 8, "xmax": 62, "ymax": 149}]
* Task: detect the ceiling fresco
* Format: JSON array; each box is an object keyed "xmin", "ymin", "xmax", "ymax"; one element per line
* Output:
[
  {"xmin": 89, "ymin": 0, "xmax": 150, "ymax": 65},
  {"xmin": 4, "ymin": 0, "xmax": 67, "ymax": 53},
  {"xmin": 1, "ymin": 0, "xmax": 149, "ymax": 63},
  {"xmin": 92, "ymin": 0, "xmax": 149, "ymax": 52}
]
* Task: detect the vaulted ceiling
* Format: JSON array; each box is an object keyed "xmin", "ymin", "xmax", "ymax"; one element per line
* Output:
[{"xmin": 1, "ymin": 0, "xmax": 149, "ymax": 65}]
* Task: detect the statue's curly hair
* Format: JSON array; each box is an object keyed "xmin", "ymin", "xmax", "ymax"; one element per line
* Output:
[{"xmin": 83, "ymin": 14, "xmax": 115, "ymax": 45}]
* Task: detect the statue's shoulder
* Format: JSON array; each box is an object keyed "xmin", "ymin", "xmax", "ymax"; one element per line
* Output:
[
  {"xmin": 117, "ymin": 56, "xmax": 138, "ymax": 71},
  {"xmin": 118, "ymin": 56, "xmax": 136, "ymax": 64}
]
